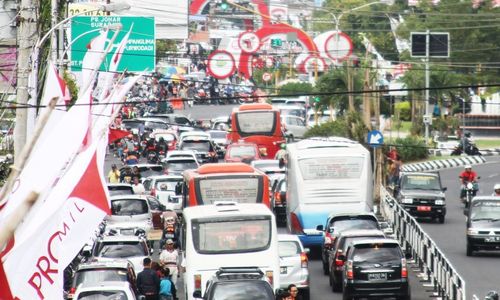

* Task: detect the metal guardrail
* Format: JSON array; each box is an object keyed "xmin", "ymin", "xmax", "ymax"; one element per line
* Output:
[{"xmin": 380, "ymin": 186, "xmax": 466, "ymax": 300}]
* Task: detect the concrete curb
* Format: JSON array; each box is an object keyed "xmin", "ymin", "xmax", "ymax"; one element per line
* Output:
[
  {"xmin": 431, "ymin": 148, "xmax": 500, "ymax": 156},
  {"xmin": 402, "ymin": 155, "xmax": 486, "ymax": 172}
]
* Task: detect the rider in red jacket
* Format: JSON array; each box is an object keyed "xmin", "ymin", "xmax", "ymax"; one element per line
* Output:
[{"xmin": 459, "ymin": 165, "xmax": 478, "ymax": 200}]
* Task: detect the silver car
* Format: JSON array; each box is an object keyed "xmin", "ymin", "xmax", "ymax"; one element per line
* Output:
[
  {"xmin": 105, "ymin": 195, "xmax": 153, "ymax": 236},
  {"xmin": 278, "ymin": 234, "xmax": 310, "ymax": 299},
  {"xmin": 143, "ymin": 175, "xmax": 183, "ymax": 213}
]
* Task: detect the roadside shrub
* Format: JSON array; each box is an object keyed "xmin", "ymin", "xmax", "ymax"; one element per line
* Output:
[
  {"xmin": 393, "ymin": 136, "xmax": 428, "ymax": 162},
  {"xmin": 303, "ymin": 111, "xmax": 368, "ymax": 144},
  {"xmin": 394, "ymin": 101, "xmax": 411, "ymax": 121}
]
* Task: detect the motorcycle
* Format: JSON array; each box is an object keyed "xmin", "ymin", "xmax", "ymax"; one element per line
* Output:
[
  {"xmin": 146, "ymin": 150, "xmax": 159, "ymax": 164},
  {"xmin": 451, "ymin": 138, "xmax": 481, "ymax": 156},
  {"xmin": 160, "ymin": 216, "xmax": 178, "ymax": 248},
  {"xmin": 461, "ymin": 177, "xmax": 480, "ymax": 208}
]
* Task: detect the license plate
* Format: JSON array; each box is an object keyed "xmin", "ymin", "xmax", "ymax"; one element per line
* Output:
[
  {"xmin": 368, "ymin": 273, "xmax": 387, "ymax": 281},
  {"xmin": 417, "ymin": 206, "xmax": 432, "ymax": 212},
  {"xmin": 121, "ymin": 229, "xmax": 134, "ymax": 235},
  {"xmin": 280, "ymin": 267, "xmax": 287, "ymax": 274},
  {"xmin": 164, "ymin": 233, "xmax": 174, "ymax": 239},
  {"xmin": 485, "ymin": 237, "xmax": 500, "ymax": 242}
]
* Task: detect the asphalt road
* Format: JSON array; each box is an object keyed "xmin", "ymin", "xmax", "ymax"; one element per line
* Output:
[{"xmin": 416, "ymin": 156, "xmax": 500, "ymax": 299}]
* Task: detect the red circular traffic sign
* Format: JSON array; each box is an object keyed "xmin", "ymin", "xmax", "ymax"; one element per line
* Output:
[
  {"xmin": 207, "ymin": 50, "xmax": 236, "ymax": 80},
  {"xmin": 238, "ymin": 31, "xmax": 261, "ymax": 53},
  {"xmin": 324, "ymin": 32, "xmax": 353, "ymax": 61},
  {"xmin": 262, "ymin": 72, "xmax": 272, "ymax": 82}
]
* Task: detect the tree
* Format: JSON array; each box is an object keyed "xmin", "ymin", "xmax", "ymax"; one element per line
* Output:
[{"xmin": 278, "ymin": 82, "xmax": 313, "ymax": 96}]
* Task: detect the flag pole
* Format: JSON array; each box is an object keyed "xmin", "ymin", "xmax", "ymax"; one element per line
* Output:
[
  {"xmin": 0, "ymin": 97, "xmax": 59, "ymax": 203},
  {"xmin": 0, "ymin": 191, "xmax": 39, "ymax": 249}
]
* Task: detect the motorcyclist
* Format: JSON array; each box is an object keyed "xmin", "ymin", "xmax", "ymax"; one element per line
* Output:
[
  {"xmin": 492, "ymin": 184, "xmax": 500, "ymax": 197},
  {"xmin": 459, "ymin": 165, "xmax": 478, "ymax": 200},
  {"xmin": 159, "ymin": 239, "xmax": 180, "ymax": 288},
  {"xmin": 275, "ymin": 143, "xmax": 287, "ymax": 160},
  {"xmin": 485, "ymin": 291, "xmax": 499, "ymax": 300},
  {"xmin": 156, "ymin": 137, "xmax": 168, "ymax": 154}
]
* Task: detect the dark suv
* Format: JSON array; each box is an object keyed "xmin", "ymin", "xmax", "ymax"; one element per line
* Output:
[
  {"xmin": 316, "ymin": 212, "xmax": 380, "ymax": 275},
  {"xmin": 394, "ymin": 172, "xmax": 447, "ymax": 223},
  {"xmin": 465, "ymin": 196, "xmax": 500, "ymax": 256},
  {"xmin": 340, "ymin": 239, "xmax": 411, "ymax": 300},
  {"xmin": 197, "ymin": 267, "xmax": 275, "ymax": 300}
]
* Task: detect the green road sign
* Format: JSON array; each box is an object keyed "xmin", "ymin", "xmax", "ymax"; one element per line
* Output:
[
  {"xmin": 271, "ymin": 38, "xmax": 283, "ymax": 48},
  {"xmin": 71, "ymin": 16, "xmax": 155, "ymax": 72}
]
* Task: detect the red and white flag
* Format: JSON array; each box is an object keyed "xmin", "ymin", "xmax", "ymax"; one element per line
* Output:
[{"xmin": 81, "ymin": 28, "xmax": 109, "ymax": 95}]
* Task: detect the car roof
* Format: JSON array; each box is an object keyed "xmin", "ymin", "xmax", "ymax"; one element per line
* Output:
[
  {"xmin": 228, "ymin": 142, "xmax": 258, "ymax": 147},
  {"xmin": 471, "ymin": 196, "xmax": 500, "ymax": 202},
  {"xmin": 327, "ymin": 211, "xmax": 377, "ymax": 219},
  {"xmin": 109, "ymin": 195, "xmax": 149, "ymax": 201},
  {"xmin": 338, "ymin": 229, "xmax": 385, "ymax": 238},
  {"xmin": 278, "ymin": 234, "xmax": 303, "ymax": 243},
  {"xmin": 208, "ymin": 130, "xmax": 227, "ymax": 134},
  {"xmin": 350, "ymin": 238, "xmax": 400, "ymax": 247},
  {"xmin": 107, "ymin": 183, "xmax": 133, "ymax": 188},
  {"xmin": 163, "ymin": 157, "xmax": 198, "ymax": 162},
  {"xmin": 400, "ymin": 172, "xmax": 439, "ymax": 177},
  {"xmin": 121, "ymin": 164, "xmax": 162, "ymax": 169},
  {"xmin": 76, "ymin": 259, "xmax": 132, "ymax": 271},
  {"xmin": 76, "ymin": 280, "xmax": 132, "ymax": 291},
  {"xmin": 145, "ymin": 175, "xmax": 183, "ymax": 180},
  {"xmin": 98, "ymin": 234, "xmax": 145, "ymax": 242}
]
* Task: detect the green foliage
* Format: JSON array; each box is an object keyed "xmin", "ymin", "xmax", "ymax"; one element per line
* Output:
[
  {"xmin": 0, "ymin": 160, "xmax": 12, "ymax": 186},
  {"xmin": 63, "ymin": 71, "xmax": 79, "ymax": 106},
  {"xmin": 393, "ymin": 136, "xmax": 428, "ymax": 162},
  {"xmin": 394, "ymin": 101, "xmax": 411, "ymax": 121},
  {"xmin": 303, "ymin": 111, "xmax": 368, "ymax": 144},
  {"xmin": 410, "ymin": 118, "xmax": 424, "ymax": 136},
  {"xmin": 278, "ymin": 82, "xmax": 313, "ymax": 96},
  {"xmin": 156, "ymin": 40, "xmax": 178, "ymax": 63}
]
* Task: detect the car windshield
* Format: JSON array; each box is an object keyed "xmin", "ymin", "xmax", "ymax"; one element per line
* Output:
[
  {"xmin": 73, "ymin": 268, "xmax": 128, "ymax": 287},
  {"xmin": 299, "ymin": 157, "xmax": 364, "ymax": 180},
  {"xmin": 181, "ymin": 140, "xmax": 211, "ymax": 152},
  {"xmin": 122, "ymin": 120, "xmax": 143, "ymax": 129},
  {"xmin": 108, "ymin": 186, "xmax": 134, "ymax": 196},
  {"xmin": 77, "ymin": 290, "xmax": 128, "ymax": 300},
  {"xmin": 145, "ymin": 121, "xmax": 168, "ymax": 130},
  {"xmin": 470, "ymin": 201, "xmax": 500, "ymax": 220},
  {"xmin": 401, "ymin": 175, "xmax": 441, "ymax": 190},
  {"xmin": 111, "ymin": 199, "xmax": 148, "ymax": 215},
  {"xmin": 198, "ymin": 177, "xmax": 260, "ymax": 204},
  {"xmin": 164, "ymin": 160, "xmax": 198, "ymax": 173},
  {"xmin": 331, "ymin": 218, "xmax": 379, "ymax": 232},
  {"xmin": 154, "ymin": 133, "xmax": 175, "ymax": 142},
  {"xmin": 211, "ymin": 281, "xmax": 274, "ymax": 300},
  {"xmin": 352, "ymin": 244, "xmax": 401, "ymax": 264},
  {"xmin": 280, "ymin": 108, "xmax": 305, "ymax": 118},
  {"xmin": 192, "ymin": 217, "xmax": 271, "ymax": 254},
  {"xmin": 96, "ymin": 242, "xmax": 147, "ymax": 258},
  {"xmin": 155, "ymin": 179, "xmax": 181, "ymax": 192},
  {"xmin": 235, "ymin": 111, "xmax": 276, "ymax": 136},
  {"xmin": 229, "ymin": 146, "xmax": 256, "ymax": 158},
  {"xmin": 140, "ymin": 166, "xmax": 164, "ymax": 178},
  {"xmin": 279, "ymin": 241, "xmax": 301, "ymax": 257}
]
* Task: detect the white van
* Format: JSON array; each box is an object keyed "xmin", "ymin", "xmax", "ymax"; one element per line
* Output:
[
  {"xmin": 285, "ymin": 137, "xmax": 373, "ymax": 248},
  {"xmin": 181, "ymin": 202, "xmax": 280, "ymax": 299}
]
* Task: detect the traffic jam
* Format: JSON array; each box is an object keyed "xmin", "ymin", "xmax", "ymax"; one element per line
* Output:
[{"xmin": 63, "ymin": 100, "xmax": 412, "ymax": 300}]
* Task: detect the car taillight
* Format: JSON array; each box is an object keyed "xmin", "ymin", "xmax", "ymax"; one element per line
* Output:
[
  {"xmin": 335, "ymin": 251, "xmax": 344, "ymax": 267},
  {"xmin": 346, "ymin": 261, "xmax": 353, "ymax": 279},
  {"xmin": 324, "ymin": 232, "xmax": 332, "ymax": 247},
  {"xmin": 68, "ymin": 287, "xmax": 76, "ymax": 298},
  {"xmin": 194, "ymin": 274, "xmax": 202, "ymax": 291},
  {"xmin": 401, "ymin": 258, "xmax": 408, "ymax": 278},
  {"xmin": 265, "ymin": 271, "xmax": 274, "ymax": 286},
  {"xmin": 275, "ymin": 192, "xmax": 281, "ymax": 205},
  {"xmin": 150, "ymin": 188, "xmax": 156, "ymax": 197},
  {"xmin": 300, "ymin": 252, "xmax": 308, "ymax": 268},
  {"xmin": 290, "ymin": 212, "xmax": 304, "ymax": 234}
]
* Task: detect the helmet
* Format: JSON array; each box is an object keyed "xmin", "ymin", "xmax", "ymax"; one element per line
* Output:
[
  {"xmin": 485, "ymin": 291, "xmax": 499, "ymax": 300},
  {"xmin": 464, "ymin": 165, "xmax": 472, "ymax": 170},
  {"xmin": 281, "ymin": 143, "xmax": 286, "ymax": 150},
  {"xmin": 494, "ymin": 183, "xmax": 500, "ymax": 191}
]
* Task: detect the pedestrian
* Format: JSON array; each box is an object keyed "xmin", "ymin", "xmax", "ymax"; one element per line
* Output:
[
  {"xmin": 288, "ymin": 284, "xmax": 303, "ymax": 300},
  {"xmin": 132, "ymin": 176, "xmax": 146, "ymax": 194},
  {"xmin": 159, "ymin": 239, "xmax": 180, "ymax": 288},
  {"xmin": 159, "ymin": 268, "xmax": 175, "ymax": 300},
  {"xmin": 108, "ymin": 164, "xmax": 120, "ymax": 183},
  {"xmin": 136, "ymin": 257, "xmax": 160, "ymax": 300},
  {"xmin": 132, "ymin": 166, "xmax": 142, "ymax": 181},
  {"xmin": 276, "ymin": 291, "xmax": 293, "ymax": 300}
]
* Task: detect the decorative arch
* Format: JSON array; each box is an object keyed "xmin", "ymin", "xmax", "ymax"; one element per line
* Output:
[{"xmin": 189, "ymin": 0, "xmax": 271, "ymax": 27}]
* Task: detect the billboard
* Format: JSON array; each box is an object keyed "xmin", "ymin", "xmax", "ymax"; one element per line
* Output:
[{"xmin": 70, "ymin": 16, "xmax": 155, "ymax": 72}]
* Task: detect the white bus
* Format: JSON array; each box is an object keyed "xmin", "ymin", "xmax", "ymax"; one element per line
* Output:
[
  {"xmin": 181, "ymin": 202, "xmax": 280, "ymax": 299},
  {"xmin": 286, "ymin": 137, "xmax": 373, "ymax": 248}
]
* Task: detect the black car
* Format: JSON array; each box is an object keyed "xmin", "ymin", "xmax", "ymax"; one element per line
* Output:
[
  {"xmin": 270, "ymin": 178, "xmax": 287, "ymax": 225},
  {"xmin": 179, "ymin": 137, "xmax": 218, "ymax": 163},
  {"xmin": 465, "ymin": 196, "xmax": 500, "ymax": 256},
  {"xmin": 316, "ymin": 212, "xmax": 380, "ymax": 275},
  {"xmin": 196, "ymin": 267, "xmax": 275, "ymax": 300},
  {"xmin": 340, "ymin": 239, "xmax": 411, "ymax": 300},
  {"xmin": 328, "ymin": 230, "xmax": 386, "ymax": 292},
  {"xmin": 394, "ymin": 172, "xmax": 447, "ymax": 223}
]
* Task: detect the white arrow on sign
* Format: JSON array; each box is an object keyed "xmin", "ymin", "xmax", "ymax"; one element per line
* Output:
[{"xmin": 369, "ymin": 132, "xmax": 383, "ymax": 144}]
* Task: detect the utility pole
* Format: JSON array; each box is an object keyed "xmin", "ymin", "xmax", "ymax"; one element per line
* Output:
[
  {"xmin": 424, "ymin": 29, "xmax": 430, "ymax": 143},
  {"xmin": 363, "ymin": 49, "xmax": 371, "ymax": 129},
  {"xmin": 15, "ymin": 0, "xmax": 39, "ymax": 163}
]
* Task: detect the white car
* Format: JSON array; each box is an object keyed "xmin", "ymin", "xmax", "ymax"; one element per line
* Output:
[
  {"xmin": 208, "ymin": 130, "xmax": 228, "ymax": 148},
  {"xmin": 143, "ymin": 175, "xmax": 184, "ymax": 212},
  {"xmin": 179, "ymin": 130, "xmax": 210, "ymax": 142},
  {"xmin": 278, "ymin": 234, "xmax": 310, "ymax": 299},
  {"xmin": 306, "ymin": 109, "xmax": 335, "ymax": 127},
  {"xmin": 166, "ymin": 150, "xmax": 198, "ymax": 161},
  {"xmin": 274, "ymin": 105, "xmax": 306, "ymax": 119},
  {"xmin": 105, "ymin": 195, "xmax": 153, "ymax": 236},
  {"xmin": 282, "ymin": 115, "xmax": 307, "ymax": 141},
  {"xmin": 161, "ymin": 156, "xmax": 200, "ymax": 175},
  {"xmin": 73, "ymin": 281, "xmax": 142, "ymax": 300}
]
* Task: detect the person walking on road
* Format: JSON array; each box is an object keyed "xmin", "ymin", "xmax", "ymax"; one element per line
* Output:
[
  {"xmin": 136, "ymin": 258, "xmax": 160, "ymax": 300},
  {"xmin": 159, "ymin": 268, "xmax": 176, "ymax": 300},
  {"xmin": 288, "ymin": 284, "xmax": 303, "ymax": 300},
  {"xmin": 132, "ymin": 177, "xmax": 146, "ymax": 194},
  {"xmin": 108, "ymin": 164, "xmax": 120, "ymax": 183},
  {"xmin": 159, "ymin": 239, "xmax": 180, "ymax": 288}
]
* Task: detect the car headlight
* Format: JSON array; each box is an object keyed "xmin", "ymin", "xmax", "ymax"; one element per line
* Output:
[
  {"xmin": 435, "ymin": 200, "xmax": 445, "ymax": 205},
  {"xmin": 467, "ymin": 228, "xmax": 478, "ymax": 235},
  {"xmin": 402, "ymin": 198, "xmax": 413, "ymax": 204}
]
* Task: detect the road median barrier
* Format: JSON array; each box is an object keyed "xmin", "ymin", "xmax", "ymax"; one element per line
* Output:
[{"xmin": 402, "ymin": 156, "xmax": 486, "ymax": 172}]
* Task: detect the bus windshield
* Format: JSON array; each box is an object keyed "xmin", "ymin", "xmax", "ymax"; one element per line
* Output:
[
  {"xmin": 298, "ymin": 156, "xmax": 364, "ymax": 180},
  {"xmin": 197, "ymin": 177, "xmax": 261, "ymax": 204},
  {"xmin": 181, "ymin": 140, "xmax": 212, "ymax": 152},
  {"xmin": 192, "ymin": 217, "xmax": 271, "ymax": 254},
  {"xmin": 235, "ymin": 111, "xmax": 276, "ymax": 136}
]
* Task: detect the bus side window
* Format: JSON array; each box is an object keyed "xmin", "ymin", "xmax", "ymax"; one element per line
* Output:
[
  {"xmin": 182, "ymin": 182, "xmax": 189, "ymax": 208},
  {"xmin": 180, "ymin": 222, "xmax": 186, "ymax": 251}
]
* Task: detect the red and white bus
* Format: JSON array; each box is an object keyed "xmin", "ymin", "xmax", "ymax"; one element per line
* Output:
[
  {"xmin": 181, "ymin": 163, "xmax": 270, "ymax": 208},
  {"xmin": 227, "ymin": 103, "xmax": 285, "ymax": 159}
]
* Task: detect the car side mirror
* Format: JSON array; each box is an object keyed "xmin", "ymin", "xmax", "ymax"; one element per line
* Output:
[
  {"xmin": 81, "ymin": 247, "xmax": 92, "ymax": 258},
  {"xmin": 442, "ymin": 187, "xmax": 447, "ymax": 192},
  {"xmin": 316, "ymin": 225, "xmax": 324, "ymax": 231},
  {"xmin": 192, "ymin": 291, "xmax": 202, "ymax": 298}
]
